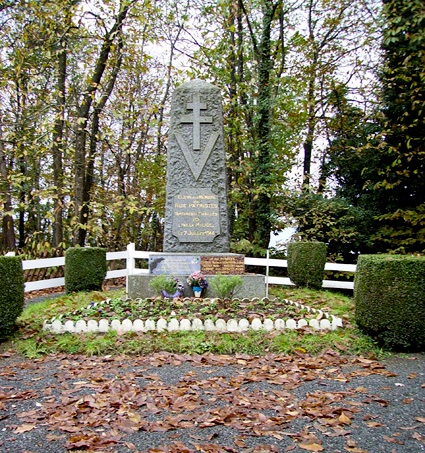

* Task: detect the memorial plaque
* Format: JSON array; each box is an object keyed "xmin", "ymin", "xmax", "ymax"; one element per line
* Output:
[
  {"xmin": 149, "ymin": 255, "xmax": 201, "ymax": 275},
  {"xmin": 172, "ymin": 188, "xmax": 220, "ymax": 242},
  {"xmin": 201, "ymin": 255, "xmax": 245, "ymax": 275}
]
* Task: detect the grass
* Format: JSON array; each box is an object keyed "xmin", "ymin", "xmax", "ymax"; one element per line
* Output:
[{"xmin": 2, "ymin": 286, "xmax": 385, "ymax": 358}]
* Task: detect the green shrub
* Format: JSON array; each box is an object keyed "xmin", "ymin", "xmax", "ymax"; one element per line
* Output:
[
  {"xmin": 150, "ymin": 276, "xmax": 177, "ymax": 295},
  {"xmin": 0, "ymin": 256, "xmax": 25, "ymax": 340},
  {"xmin": 65, "ymin": 247, "xmax": 107, "ymax": 293},
  {"xmin": 354, "ymin": 254, "xmax": 425, "ymax": 351},
  {"xmin": 287, "ymin": 241, "xmax": 327, "ymax": 289},
  {"xmin": 209, "ymin": 275, "xmax": 243, "ymax": 299}
]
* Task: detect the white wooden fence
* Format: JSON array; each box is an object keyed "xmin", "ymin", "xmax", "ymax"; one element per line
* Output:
[{"xmin": 21, "ymin": 243, "xmax": 356, "ymax": 293}]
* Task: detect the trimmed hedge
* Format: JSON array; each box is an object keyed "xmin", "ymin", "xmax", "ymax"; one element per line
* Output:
[
  {"xmin": 354, "ymin": 254, "xmax": 425, "ymax": 351},
  {"xmin": 287, "ymin": 241, "xmax": 327, "ymax": 289},
  {"xmin": 0, "ymin": 256, "xmax": 25, "ymax": 340},
  {"xmin": 65, "ymin": 247, "xmax": 107, "ymax": 293}
]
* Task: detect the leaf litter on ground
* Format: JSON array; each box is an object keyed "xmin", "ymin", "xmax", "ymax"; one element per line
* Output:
[{"xmin": 0, "ymin": 350, "xmax": 424, "ymax": 452}]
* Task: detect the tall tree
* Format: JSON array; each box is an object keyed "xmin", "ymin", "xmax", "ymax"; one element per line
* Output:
[
  {"xmin": 50, "ymin": 2, "xmax": 80, "ymax": 249},
  {"xmin": 73, "ymin": 0, "xmax": 134, "ymax": 246},
  {"xmin": 290, "ymin": 0, "xmax": 380, "ymax": 190},
  {"xmin": 191, "ymin": 0, "xmax": 298, "ymax": 255},
  {"xmin": 371, "ymin": 0, "xmax": 425, "ymax": 253}
]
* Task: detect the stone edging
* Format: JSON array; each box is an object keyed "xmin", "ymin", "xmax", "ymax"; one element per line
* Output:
[{"xmin": 42, "ymin": 298, "xmax": 343, "ymax": 334}]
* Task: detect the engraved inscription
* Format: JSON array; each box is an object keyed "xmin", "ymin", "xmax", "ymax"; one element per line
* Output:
[
  {"xmin": 201, "ymin": 256, "xmax": 245, "ymax": 275},
  {"xmin": 172, "ymin": 188, "xmax": 220, "ymax": 243}
]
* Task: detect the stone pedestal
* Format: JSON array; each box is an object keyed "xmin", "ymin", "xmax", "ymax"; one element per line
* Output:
[
  {"xmin": 127, "ymin": 273, "xmax": 266, "ymax": 299},
  {"xmin": 127, "ymin": 252, "xmax": 265, "ymax": 299}
]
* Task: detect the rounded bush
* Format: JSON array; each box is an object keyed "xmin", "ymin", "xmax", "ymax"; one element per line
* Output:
[
  {"xmin": 65, "ymin": 247, "xmax": 107, "ymax": 293},
  {"xmin": 0, "ymin": 256, "xmax": 25, "ymax": 340},
  {"xmin": 287, "ymin": 241, "xmax": 327, "ymax": 289},
  {"xmin": 354, "ymin": 254, "xmax": 425, "ymax": 351}
]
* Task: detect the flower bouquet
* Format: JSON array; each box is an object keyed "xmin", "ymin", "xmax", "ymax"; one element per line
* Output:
[{"xmin": 187, "ymin": 271, "xmax": 208, "ymax": 296}]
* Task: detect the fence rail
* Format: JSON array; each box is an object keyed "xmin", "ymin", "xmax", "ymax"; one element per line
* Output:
[{"xmin": 19, "ymin": 243, "xmax": 356, "ymax": 293}]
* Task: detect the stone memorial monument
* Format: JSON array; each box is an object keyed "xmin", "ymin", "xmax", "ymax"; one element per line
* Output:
[
  {"xmin": 163, "ymin": 79, "xmax": 229, "ymax": 252},
  {"xmin": 127, "ymin": 80, "xmax": 265, "ymax": 299}
]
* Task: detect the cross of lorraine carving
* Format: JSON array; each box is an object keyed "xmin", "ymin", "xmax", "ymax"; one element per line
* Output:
[{"xmin": 175, "ymin": 94, "xmax": 219, "ymax": 180}]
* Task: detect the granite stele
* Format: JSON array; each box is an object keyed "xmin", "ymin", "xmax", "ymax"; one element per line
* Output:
[{"xmin": 127, "ymin": 80, "xmax": 265, "ymax": 298}]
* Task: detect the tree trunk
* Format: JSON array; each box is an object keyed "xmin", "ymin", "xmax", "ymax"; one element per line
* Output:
[
  {"xmin": 302, "ymin": 61, "xmax": 317, "ymax": 190},
  {"xmin": 52, "ymin": 38, "xmax": 67, "ymax": 249},
  {"xmin": 73, "ymin": 3, "xmax": 131, "ymax": 246},
  {"xmin": 0, "ymin": 118, "xmax": 16, "ymax": 251},
  {"xmin": 251, "ymin": 0, "xmax": 278, "ymax": 252}
]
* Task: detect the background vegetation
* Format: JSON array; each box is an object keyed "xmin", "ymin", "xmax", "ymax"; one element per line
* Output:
[{"xmin": 0, "ymin": 0, "xmax": 423, "ymax": 260}]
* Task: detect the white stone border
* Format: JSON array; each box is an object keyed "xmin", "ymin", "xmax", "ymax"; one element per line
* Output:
[{"xmin": 42, "ymin": 298, "xmax": 343, "ymax": 334}]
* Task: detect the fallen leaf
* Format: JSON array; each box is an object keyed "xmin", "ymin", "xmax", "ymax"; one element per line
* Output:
[
  {"xmin": 383, "ymin": 436, "xmax": 404, "ymax": 445},
  {"xmin": 412, "ymin": 432, "xmax": 423, "ymax": 442},
  {"xmin": 403, "ymin": 398, "xmax": 414, "ymax": 404},
  {"xmin": 415, "ymin": 417, "xmax": 425, "ymax": 423},
  {"xmin": 355, "ymin": 387, "xmax": 368, "ymax": 393},
  {"xmin": 333, "ymin": 342, "xmax": 347, "ymax": 351},
  {"xmin": 45, "ymin": 434, "xmax": 64, "ymax": 441},
  {"xmin": 14, "ymin": 424, "xmax": 36, "ymax": 433},
  {"xmin": 373, "ymin": 398, "xmax": 389, "ymax": 407},
  {"xmin": 366, "ymin": 421, "xmax": 384, "ymax": 428},
  {"xmin": 339, "ymin": 412, "xmax": 352, "ymax": 426},
  {"xmin": 400, "ymin": 425, "xmax": 421, "ymax": 430},
  {"xmin": 298, "ymin": 443, "xmax": 324, "ymax": 451},
  {"xmin": 346, "ymin": 438, "xmax": 357, "ymax": 447}
]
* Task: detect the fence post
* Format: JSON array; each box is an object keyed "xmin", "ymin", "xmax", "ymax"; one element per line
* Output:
[
  {"xmin": 265, "ymin": 249, "xmax": 270, "ymax": 298},
  {"xmin": 126, "ymin": 243, "xmax": 136, "ymax": 295}
]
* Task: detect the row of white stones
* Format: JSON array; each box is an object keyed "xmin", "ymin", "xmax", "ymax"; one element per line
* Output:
[{"xmin": 43, "ymin": 315, "xmax": 343, "ymax": 334}]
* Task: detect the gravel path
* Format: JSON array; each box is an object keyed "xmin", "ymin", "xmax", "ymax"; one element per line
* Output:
[{"xmin": 0, "ymin": 351, "xmax": 424, "ymax": 452}]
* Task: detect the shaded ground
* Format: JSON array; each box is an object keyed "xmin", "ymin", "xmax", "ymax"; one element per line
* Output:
[{"xmin": 0, "ymin": 350, "xmax": 424, "ymax": 452}]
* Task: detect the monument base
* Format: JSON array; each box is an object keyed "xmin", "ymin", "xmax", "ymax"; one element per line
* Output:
[{"xmin": 127, "ymin": 274, "xmax": 266, "ymax": 299}]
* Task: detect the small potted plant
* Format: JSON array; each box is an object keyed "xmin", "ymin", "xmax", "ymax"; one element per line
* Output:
[
  {"xmin": 187, "ymin": 271, "xmax": 208, "ymax": 297},
  {"xmin": 150, "ymin": 275, "xmax": 184, "ymax": 298}
]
